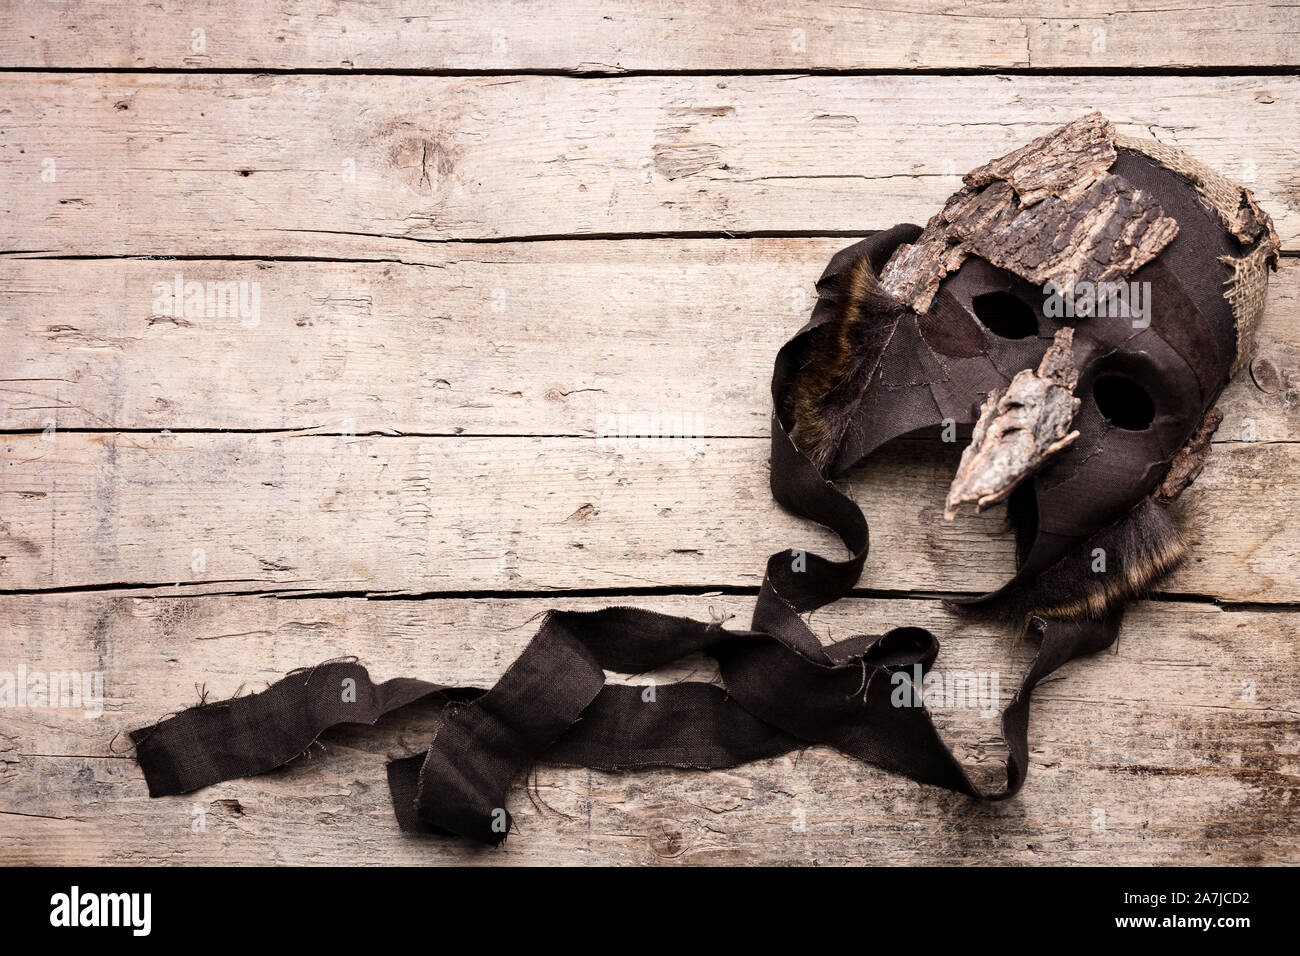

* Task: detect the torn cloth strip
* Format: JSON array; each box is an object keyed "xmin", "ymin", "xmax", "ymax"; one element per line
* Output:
[{"xmin": 131, "ymin": 225, "xmax": 1122, "ymax": 846}]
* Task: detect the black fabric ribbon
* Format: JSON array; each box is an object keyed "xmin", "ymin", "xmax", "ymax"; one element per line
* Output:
[{"xmin": 131, "ymin": 225, "xmax": 1123, "ymax": 845}]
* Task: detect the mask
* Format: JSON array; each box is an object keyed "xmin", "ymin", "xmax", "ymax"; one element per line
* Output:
[
  {"xmin": 789, "ymin": 112, "xmax": 1275, "ymax": 624},
  {"xmin": 130, "ymin": 115, "xmax": 1277, "ymax": 845}
]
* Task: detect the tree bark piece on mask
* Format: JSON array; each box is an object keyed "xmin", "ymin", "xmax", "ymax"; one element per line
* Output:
[
  {"xmin": 945, "ymin": 327, "xmax": 1081, "ymax": 519},
  {"xmin": 879, "ymin": 113, "xmax": 1178, "ymax": 314},
  {"xmin": 1154, "ymin": 405, "xmax": 1224, "ymax": 503},
  {"xmin": 1116, "ymin": 132, "xmax": 1280, "ymax": 252},
  {"xmin": 964, "ymin": 110, "xmax": 1117, "ymax": 206}
]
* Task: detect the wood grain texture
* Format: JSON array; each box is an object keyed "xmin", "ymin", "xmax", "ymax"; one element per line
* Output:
[
  {"xmin": 1, "ymin": 592, "xmax": 1295, "ymax": 865},
  {"xmin": 5, "ymin": 1, "xmax": 1299, "ymax": 71},
  {"xmin": 3, "ymin": 74, "xmax": 1296, "ymax": 252},
  {"xmin": 1, "ymin": 431, "xmax": 1295, "ymax": 601},
  {"xmin": 3, "ymin": 2, "xmax": 1298, "ymax": 868},
  {"xmin": 2, "ymin": 248, "xmax": 1296, "ymax": 439}
]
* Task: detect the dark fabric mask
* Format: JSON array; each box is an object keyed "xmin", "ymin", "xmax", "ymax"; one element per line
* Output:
[
  {"xmin": 129, "ymin": 115, "xmax": 1277, "ymax": 846},
  {"xmin": 790, "ymin": 113, "xmax": 1277, "ymax": 622}
]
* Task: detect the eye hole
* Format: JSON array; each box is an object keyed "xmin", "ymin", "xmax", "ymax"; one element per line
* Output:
[
  {"xmin": 1093, "ymin": 375, "xmax": 1155, "ymax": 430},
  {"xmin": 971, "ymin": 291, "xmax": 1038, "ymax": 339}
]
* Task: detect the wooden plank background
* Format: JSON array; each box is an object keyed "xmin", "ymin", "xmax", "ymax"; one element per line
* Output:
[
  {"xmin": 1, "ymin": 0, "xmax": 1297, "ymax": 866},
  {"xmin": 3, "ymin": 75, "xmax": 1297, "ymax": 250},
  {"xmin": 5, "ymin": 1, "xmax": 1299, "ymax": 70}
]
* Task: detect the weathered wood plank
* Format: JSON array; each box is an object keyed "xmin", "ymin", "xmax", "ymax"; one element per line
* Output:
[
  {"xmin": 4, "ymin": 1, "xmax": 1299, "ymax": 71},
  {"xmin": 0, "ymin": 432, "xmax": 1294, "ymax": 601},
  {"xmin": 1, "ymin": 593, "xmax": 1295, "ymax": 864},
  {"xmin": 3, "ymin": 74, "xmax": 1295, "ymax": 251},
  {"xmin": 2, "ymin": 247, "xmax": 1296, "ymax": 440}
]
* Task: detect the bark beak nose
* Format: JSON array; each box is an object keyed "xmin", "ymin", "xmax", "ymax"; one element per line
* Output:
[{"xmin": 944, "ymin": 327, "xmax": 1081, "ymax": 520}]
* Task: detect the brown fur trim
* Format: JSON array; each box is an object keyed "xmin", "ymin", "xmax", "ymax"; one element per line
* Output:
[
  {"xmin": 1032, "ymin": 499, "xmax": 1188, "ymax": 621},
  {"xmin": 960, "ymin": 496, "xmax": 1189, "ymax": 629},
  {"xmin": 789, "ymin": 254, "xmax": 909, "ymax": 469}
]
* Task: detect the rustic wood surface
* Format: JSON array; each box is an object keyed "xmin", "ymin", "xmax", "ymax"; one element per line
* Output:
[
  {"xmin": 3, "ymin": 74, "xmax": 1297, "ymax": 251},
  {"xmin": 2, "ymin": 250, "xmax": 1296, "ymax": 438},
  {"xmin": 2, "ymin": 594, "xmax": 1296, "ymax": 865},
  {"xmin": 4, "ymin": 1, "xmax": 1298, "ymax": 70},
  {"xmin": 1, "ymin": 433, "xmax": 1297, "ymax": 602},
  {"xmin": 1, "ymin": 1, "xmax": 1297, "ymax": 866}
]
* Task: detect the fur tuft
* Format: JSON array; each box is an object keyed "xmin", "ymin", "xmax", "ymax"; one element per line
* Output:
[
  {"xmin": 789, "ymin": 255, "xmax": 908, "ymax": 469},
  {"xmin": 960, "ymin": 496, "xmax": 1191, "ymax": 630}
]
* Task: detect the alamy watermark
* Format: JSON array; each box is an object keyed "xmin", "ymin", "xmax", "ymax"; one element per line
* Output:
[
  {"xmin": 50, "ymin": 886, "xmax": 151, "ymax": 936},
  {"xmin": 1043, "ymin": 279, "xmax": 1152, "ymax": 328},
  {"xmin": 151, "ymin": 273, "xmax": 261, "ymax": 328},
  {"xmin": 0, "ymin": 664, "xmax": 104, "ymax": 718},
  {"xmin": 890, "ymin": 665, "xmax": 1000, "ymax": 718}
]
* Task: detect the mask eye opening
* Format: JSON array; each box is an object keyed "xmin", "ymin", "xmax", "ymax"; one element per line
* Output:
[
  {"xmin": 1093, "ymin": 374, "xmax": 1155, "ymax": 430},
  {"xmin": 971, "ymin": 291, "xmax": 1039, "ymax": 340}
]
